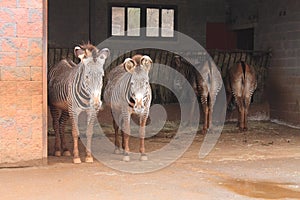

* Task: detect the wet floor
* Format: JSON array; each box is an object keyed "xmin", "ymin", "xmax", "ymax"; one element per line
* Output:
[{"xmin": 220, "ymin": 178, "xmax": 300, "ymax": 199}]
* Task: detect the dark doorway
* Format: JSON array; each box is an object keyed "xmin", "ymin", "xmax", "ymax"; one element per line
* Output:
[
  {"xmin": 235, "ymin": 28, "xmax": 254, "ymax": 50},
  {"xmin": 206, "ymin": 22, "xmax": 237, "ymax": 50}
]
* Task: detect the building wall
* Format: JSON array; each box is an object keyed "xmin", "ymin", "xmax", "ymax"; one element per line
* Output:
[
  {"xmin": 48, "ymin": 0, "xmax": 227, "ymax": 48},
  {"xmin": 228, "ymin": 0, "xmax": 300, "ymax": 126},
  {"xmin": 227, "ymin": 0, "xmax": 259, "ymax": 30},
  {"xmin": 255, "ymin": 0, "xmax": 300, "ymax": 126},
  {"xmin": 0, "ymin": 0, "xmax": 46, "ymax": 165},
  {"xmin": 48, "ymin": 0, "xmax": 89, "ymax": 47}
]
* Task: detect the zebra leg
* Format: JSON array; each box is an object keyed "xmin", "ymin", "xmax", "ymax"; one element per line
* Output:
[
  {"xmin": 243, "ymin": 97, "xmax": 251, "ymax": 131},
  {"xmin": 59, "ymin": 111, "xmax": 71, "ymax": 156},
  {"xmin": 113, "ymin": 118, "xmax": 122, "ymax": 154},
  {"xmin": 207, "ymin": 106, "xmax": 212, "ymax": 131},
  {"xmin": 208, "ymin": 94, "xmax": 216, "ymax": 131},
  {"xmin": 226, "ymin": 91, "xmax": 233, "ymax": 110},
  {"xmin": 201, "ymin": 95, "xmax": 209, "ymax": 134},
  {"xmin": 50, "ymin": 107, "xmax": 62, "ymax": 157},
  {"xmin": 240, "ymin": 106, "xmax": 245, "ymax": 131},
  {"xmin": 238, "ymin": 97, "xmax": 246, "ymax": 131},
  {"xmin": 235, "ymin": 96, "xmax": 244, "ymax": 131},
  {"xmin": 188, "ymin": 97, "xmax": 197, "ymax": 126},
  {"xmin": 85, "ymin": 111, "xmax": 96, "ymax": 163},
  {"xmin": 122, "ymin": 128, "xmax": 125, "ymax": 150},
  {"xmin": 139, "ymin": 115, "xmax": 148, "ymax": 161},
  {"xmin": 122, "ymin": 115, "xmax": 131, "ymax": 162},
  {"xmin": 243, "ymin": 107, "xmax": 248, "ymax": 131},
  {"xmin": 70, "ymin": 113, "xmax": 81, "ymax": 164},
  {"xmin": 203, "ymin": 106, "xmax": 209, "ymax": 134}
]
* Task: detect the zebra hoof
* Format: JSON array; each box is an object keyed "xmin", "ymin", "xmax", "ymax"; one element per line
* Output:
[
  {"xmin": 85, "ymin": 156, "xmax": 94, "ymax": 163},
  {"xmin": 239, "ymin": 127, "xmax": 247, "ymax": 132},
  {"xmin": 73, "ymin": 157, "xmax": 82, "ymax": 164},
  {"xmin": 123, "ymin": 155, "xmax": 130, "ymax": 162},
  {"xmin": 54, "ymin": 151, "xmax": 61, "ymax": 157},
  {"xmin": 140, "ymin": 154, "xmax": 148, "ymax": 161},
  {"xmin": 114, "ymin": 148, "xmax": 122, "ymax": 154},
  {"xmin": 63, "ymin": 151, "xmax": 71, "ymax": 156}
]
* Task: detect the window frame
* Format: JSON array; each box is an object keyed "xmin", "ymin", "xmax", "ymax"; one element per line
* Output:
[{"xmin": 108, "ymin": 3, "xmax": 178, "ymax": 40}]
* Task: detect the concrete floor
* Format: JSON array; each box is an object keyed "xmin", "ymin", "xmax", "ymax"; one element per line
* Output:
[{"xmin": 1, "ymin": 121, "xmax": 300, "ymax": 200}]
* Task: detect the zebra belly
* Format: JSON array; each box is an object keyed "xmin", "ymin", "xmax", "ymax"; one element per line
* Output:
[{"xmin": 50, "ymin": 101, "xmax": 69, "ymax": 111}]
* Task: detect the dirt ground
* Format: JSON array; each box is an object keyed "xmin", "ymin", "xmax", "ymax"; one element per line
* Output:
[{"xmin": 1, "ymin": 104, "xmax": 300, "ymax": 200}]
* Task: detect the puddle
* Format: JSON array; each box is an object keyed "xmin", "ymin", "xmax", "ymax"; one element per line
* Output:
[{"xmin": 220, "ymin": 179, "xmax": 300, "ymax": 199}]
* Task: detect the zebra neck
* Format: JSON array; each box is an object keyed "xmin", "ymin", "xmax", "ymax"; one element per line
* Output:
[
  {"xmin": 125, "ymin": 75, "xmax": 134, "ymax": 108},
  {"xmin": 73, "ymin": 65, "xmax": 90, "ymax": 107}
]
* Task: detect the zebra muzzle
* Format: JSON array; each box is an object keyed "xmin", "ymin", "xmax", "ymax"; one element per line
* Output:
[
  {"xmin": 134, "ymin": 105, "xmax": 145, "ymax": 114},
  {"xmin": 133, "ymin": 98, "xmax": 145, "ymax": 114},
  {"xmin": 92, "ymin": 96, "xmax": 102, "ymax": 109}
]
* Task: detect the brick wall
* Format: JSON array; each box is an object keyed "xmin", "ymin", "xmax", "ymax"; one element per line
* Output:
[
  {"xmin": 255, "ymin": 0, "xmax": 300, "ymax": 126},
  {"xmin": 0, "ymin": 0, "xmax": 45, "ymax": 165}
]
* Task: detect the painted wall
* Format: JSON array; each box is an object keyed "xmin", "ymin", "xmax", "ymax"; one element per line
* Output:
[{"xmin": 0, "ymin": 0, "xmax": 46, "ymax": 165}]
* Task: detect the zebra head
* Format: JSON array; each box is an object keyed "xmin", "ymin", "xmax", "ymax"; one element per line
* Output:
[
  {"xmin": 124, "ymin": 54, "xmax": 152, "ymax": 114},
  {"xmin": 74, "ymin": 45, "xmax": 110, "ymax": 110}
]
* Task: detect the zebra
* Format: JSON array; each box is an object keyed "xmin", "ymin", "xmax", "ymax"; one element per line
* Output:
[
  {"xmin": 225, "ymin": 61, "xmax": 257, "ymax": 131},
  {"xmin": 104, "ymin": 54, "xmax": 152, "ymax": 162},
  {"xmin": 48, "ymin": 43, "xmax": 110, "ymax": 164},
  {"xmin": 172, "ymin": 55, "xmax": 223, "ymax": 134}
]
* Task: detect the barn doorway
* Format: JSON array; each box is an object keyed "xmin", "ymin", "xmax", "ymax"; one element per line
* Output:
[
  {"xmin": 235, "ymin": 28, "xmax": 254, "ymax": 50},
  {"xmin": 206, "ymin": 22, "xmax": 237, "ymax": 50},
  {"xmin": 206, "ymin": 23, "xmax": 254, "ymax": 51}
]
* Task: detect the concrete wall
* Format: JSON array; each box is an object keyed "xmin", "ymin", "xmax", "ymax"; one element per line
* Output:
[
  {"xmin": 255, "ymin": 0, "xmax": 300, "ymax": 126},
  {"xmin": 227, "ymin": 0, "xmax": 300, "ymax": 126},
  {"xmin": 227, "ymin": 0, "xmax": 259, "ymax": 30},
  {"xmin": 0, "ymin": 0, "xmax": 46, "ymax": 165}
]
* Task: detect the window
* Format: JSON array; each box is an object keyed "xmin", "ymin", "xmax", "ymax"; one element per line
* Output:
[
  {"xmin": 110, "ymin": 4, "xmax": 177, "ymax": 38},
  {"xmin": 111, "ymin": 7, "xmax": 125, "ymax": 36}
]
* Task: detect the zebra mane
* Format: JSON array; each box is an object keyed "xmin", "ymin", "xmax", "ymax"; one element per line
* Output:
[
  {"xmin": 173, "ymin": 56, "xmax": 201, "ymax": 83},
  {"xmin": 79, "ymin": 43, "xmax": 97, "ymax": 52},
  {"xmin": 134, "ymin": 65, "xmax": 146, "ymax": 74}
]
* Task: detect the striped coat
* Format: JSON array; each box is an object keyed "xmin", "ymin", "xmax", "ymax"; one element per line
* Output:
[
  {"xmin": 48, "ymin": 44, "xmax": 109, "ymax": 163},
  {"xmin": 225, "ymin": 61, "xmax": 257, "ymax": 131},
  {"xmin": 104, "ymin": 54, "xmax": 152, "ymax": 161},
  {"xmin": 172, "ymin": 56, "xmax": 223, "ymax": 134}
]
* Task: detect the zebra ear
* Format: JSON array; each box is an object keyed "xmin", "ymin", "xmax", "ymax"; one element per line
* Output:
[
  {"xmin": 74, "ymin": 46, "xmax": 85, "ymax": 60},
  {"xmin": 99, "ymin": 48, "xmax": 110, "ymax": 59},
  {"xmin": 141, "ymin": 55, "xmax": 152, "ymax": 71},
  {"xmin": 124, "ymin": 58, "xmax": 135, "ymax": 73}
]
